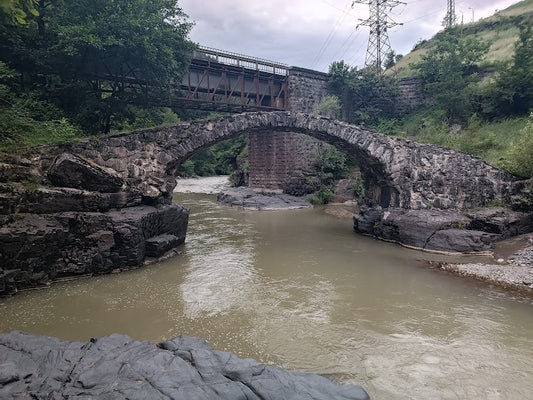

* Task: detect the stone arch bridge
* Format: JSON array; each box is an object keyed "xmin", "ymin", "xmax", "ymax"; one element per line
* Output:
[
  {"xmin": 64, "ymin": 111, "xmax": 516, "ymax": 210},
  {"xmin": 1, "ymin": 111, "xmax": 527, "ymax": 295}
]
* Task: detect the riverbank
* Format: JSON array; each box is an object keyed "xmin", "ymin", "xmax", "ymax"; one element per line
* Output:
[{"xmin": 436, "ymin": 233, "xmax": 533, "ymax": 296}]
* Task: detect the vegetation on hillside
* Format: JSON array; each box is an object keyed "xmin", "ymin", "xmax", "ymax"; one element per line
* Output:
[
  {"xmin": 327, "ymin": 61, "xmax": 399, "ymax": 127},
  {"xmin": 0, "ymin": 0, "xmax": 193, "ymax": 147},
  {"xmin": 390, "ymin": 0, "xmax": 533, "ymax": 78},
  {"xmin": 329, "ymin": 1, "xmax": 533, "ymax": 179}
]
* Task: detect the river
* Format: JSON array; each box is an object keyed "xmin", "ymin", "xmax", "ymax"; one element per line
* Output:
[{"xmin": 1, "ymin": 177, "xmax": 532, "ymax": 399}]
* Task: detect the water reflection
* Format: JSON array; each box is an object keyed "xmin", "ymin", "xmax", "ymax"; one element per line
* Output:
[{"xmin": 179, "ymin": 201, "xmax": 258, "ymax": 318}]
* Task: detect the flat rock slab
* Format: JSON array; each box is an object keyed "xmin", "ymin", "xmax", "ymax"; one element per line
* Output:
[
  {"xmin": 0, "ymin": 331, "xmax": 369, "ymax": 400},
  {"xmin": 217, "ymin": 187, "xmax": 312, "ymax": 210}
]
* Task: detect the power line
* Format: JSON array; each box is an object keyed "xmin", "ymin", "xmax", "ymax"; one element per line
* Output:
[
  {"xmin": 352, "ymin": 0, "xmax": 404, "ymax": 74},
  {"xmin": 312, "ymin": 0, "xmax": 353, "ymax": 69}
]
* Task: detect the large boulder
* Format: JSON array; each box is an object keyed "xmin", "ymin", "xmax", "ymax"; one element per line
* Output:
[
  {"xmin": 0, "ymin": 331, "xmax": 370, "ymax": 400},
  {"xmin": 48, "ymin": 152, "xmax": 125, "ymax": 192},
  {"xmin": 353, "ymin": 207, "xmax": 532, "ymax": 253}
]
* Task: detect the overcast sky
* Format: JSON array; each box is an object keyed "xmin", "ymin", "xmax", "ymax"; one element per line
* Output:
[{"xmin": 179, "ymin": 0, "xmax": 520, "ymax": 72}]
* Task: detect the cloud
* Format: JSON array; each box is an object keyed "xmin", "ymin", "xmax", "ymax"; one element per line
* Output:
[{"xmin": 179, "ymin": 0, "xmax": 521, "ymax": 72}]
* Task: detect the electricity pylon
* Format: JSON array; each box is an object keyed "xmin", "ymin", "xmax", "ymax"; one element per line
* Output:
[
  {"xmin": 352, "ymin": 0, "xmax": 404, "ymax": 75},
  {"xmin": 443, "ymin": 0, "xmax": 457, "ymax": 29}
]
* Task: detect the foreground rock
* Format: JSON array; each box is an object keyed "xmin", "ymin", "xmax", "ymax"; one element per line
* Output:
[
  {"xmin": 0, "ymin": 331, "xmax": 369, "ymax": 400},
  {"xmin": 217, "ymin": 187, "xmax": 312, "ymax": 210},
  {"xmin": 354, "ymin": 207, "xmax": 532, "ymax": 253}
]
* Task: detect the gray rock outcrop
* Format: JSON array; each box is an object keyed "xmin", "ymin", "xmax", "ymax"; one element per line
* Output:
[
  {"xmin": 0, "ymin": 331, "xmax": 370, "ymax": 400},
  {"xmin": 217, "ymin": 187, "xmax": 311, "ymax": 210},
  {"xmin": 0, "ymin": 149, "xmax": 189, "ymax": 296},
  {"xmin": 0, "ymin": 204, "xmax": 188, "ymax": 295},
  {"xmin": 48, "ymin": 152, "xmax": 125, "ymax": 192},
  {"xmin": 354, "ymin": 207, "xmax": 532, "ymax": 253}
]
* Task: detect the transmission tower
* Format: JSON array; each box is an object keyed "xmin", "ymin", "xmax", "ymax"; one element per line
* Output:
[
  {"xmin": 443, "ymin": 0, "xmax": 457, "ymax": 29},
  {"xmin": 352, "ymin": 0, "xmax": 404, "ymax": 75}
]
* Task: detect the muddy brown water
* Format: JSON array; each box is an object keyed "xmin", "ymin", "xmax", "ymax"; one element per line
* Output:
[{"xmin": 1, "ymin": 189, "xmax": 532, "ymax": 399}]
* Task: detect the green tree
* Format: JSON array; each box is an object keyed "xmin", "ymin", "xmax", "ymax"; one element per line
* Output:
[
  {"xmin": 328, "ymin": 62, "xmax": 399, "ymax": 126},
  {"xmin": 0, "ymin": 0, "xmax": 37, "ymax": 24},
  {"xmin": 327, "ymin": 61, "xmax": 353, "ymax": 121},
  {"xmin": 313, "ymin": 95, "xmax": 341, "ymax": 119},
  {"xmin": 413, "ymin": 31, "xmax": 488, "ymax": 123},
  {"xmin": 494, "ymin": 23, "xmax": 533, "ymax": 116},
  {"xmin": 384, "ymin": 51, "xmax": 397, "ymax": 70},
  {"xmin": 0, "ymin": 0, "xmax": 194, "ymax": 134}
]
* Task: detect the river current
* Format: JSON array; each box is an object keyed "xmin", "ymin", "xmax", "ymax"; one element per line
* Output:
[{"xmin": 1, "ymin": 178, "xmax": 532, "ymax": 399}]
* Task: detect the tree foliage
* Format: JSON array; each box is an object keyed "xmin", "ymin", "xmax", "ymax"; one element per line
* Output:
[
  {"xmin": 413, "ymin": 31, "xmax": 489, "ymax": 123},
  {"xmin": 493, "ymin": 23, "xmax": 533, "ymax": 117},
  {"xmin": 0, "ymin": 0, "xmax": 37, "ymax": 24},
  {"xmin": 313, "ymin": 95, "xmax": 341, "ymax": 119},
  {"xmin": 0, "ymin": 0, "xmax": 194, "ymax": 135},
  {"xmin": 178, "ymin": 135, "xmax": 248, "ymax": 177},
  {"xmin": 327, "ymin": 61, "xmax": 399, "ymax": 127}
]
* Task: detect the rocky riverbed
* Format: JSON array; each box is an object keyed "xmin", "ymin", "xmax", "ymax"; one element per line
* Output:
[{"xmin": 0, "ymin": 331, "xmax": 369, "ymax": 400}]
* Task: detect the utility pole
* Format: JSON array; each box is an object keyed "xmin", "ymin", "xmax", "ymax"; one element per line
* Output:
[
  {"xmin": 352, "ymin": 0, "xmax": 404, "ymax": 75},
  {"xmin": 444, "ymin": 0, "xmax": 456, "ymax": 29}
]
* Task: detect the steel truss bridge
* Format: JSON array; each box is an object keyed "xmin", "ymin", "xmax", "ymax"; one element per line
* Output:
[
  {"xmin": 178, "ymin": 46, "xmax": 289, "ymax": 112},
  {"xmin": 87, "ymin": 46, "xmax": 290, "ymax": 113}
]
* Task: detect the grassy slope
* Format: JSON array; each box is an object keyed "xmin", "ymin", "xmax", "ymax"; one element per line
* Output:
[
  {"xmin": 384, "ymin": 0, "xmax": 533, "ymax": 174},
  {"xmin": 388, "ymin": 0, "xmax": 533, "ymax": 77}
]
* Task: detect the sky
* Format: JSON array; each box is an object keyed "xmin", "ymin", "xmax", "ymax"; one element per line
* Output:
[{"xmin": 179, "ymin": 0, "xmax": 521, "ymax": 72}]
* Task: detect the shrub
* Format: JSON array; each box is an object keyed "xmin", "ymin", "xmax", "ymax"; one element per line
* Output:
[
  {"xmin": 502, "ymin": 113, "xmax": 533, "ymax": 178},
  {"xmin": 309, "ymin": 187, "xmax": 334, "ymax": 205}
]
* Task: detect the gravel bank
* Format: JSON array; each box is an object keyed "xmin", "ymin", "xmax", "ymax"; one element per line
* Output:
[{"xmin": 437, "ymin": 233, "xmax": 533, "ymax": 296}]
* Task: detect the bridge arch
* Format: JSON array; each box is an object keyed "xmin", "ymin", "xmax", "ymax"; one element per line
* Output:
[{"xmin": 82, "ymin": 112, "xmax": 517, "ymax": 210}]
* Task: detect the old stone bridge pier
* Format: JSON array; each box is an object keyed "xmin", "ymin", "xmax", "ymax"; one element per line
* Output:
[{"xmin": 0, "ymin": 112, "xmax": 527, "ymax": 295}]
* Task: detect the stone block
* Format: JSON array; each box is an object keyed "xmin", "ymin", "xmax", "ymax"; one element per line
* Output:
[{"xmin": 48, "ymin": 152, "xmax": 124, "ymax": 192}]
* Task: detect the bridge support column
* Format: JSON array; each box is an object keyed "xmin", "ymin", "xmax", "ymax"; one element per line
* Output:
[
  {"xmin": 247, "ymin": 67, "xmax": 329, "ymax": 191},
  {"xmin": 248, "ymin": 131, "xmax": 325, "ymax": 191}
]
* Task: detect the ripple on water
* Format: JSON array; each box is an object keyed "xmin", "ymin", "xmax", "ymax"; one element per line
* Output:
[{"xmin": 0, "ymin": 189, "xmax": 532, "ymax": 400}]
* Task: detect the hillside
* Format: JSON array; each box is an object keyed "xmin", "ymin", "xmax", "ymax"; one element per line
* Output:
[{"xmin": 388, "ymin": 0, "xmax": 533, "ymax": 78}]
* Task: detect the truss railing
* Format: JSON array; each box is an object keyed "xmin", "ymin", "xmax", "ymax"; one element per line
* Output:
[{"xmin": 194, "ymin": 46, "xmax": 289, "ymax": 76}]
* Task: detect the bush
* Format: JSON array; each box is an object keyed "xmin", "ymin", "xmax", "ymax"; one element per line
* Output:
[
  {"xmin": 309, "ymin": 187, "xmax": 334, "ymax": 205},
  {"xmin": 502, "ymin": 113, "xmax": 533, "ymax": 178},
  {"xmin": 313, "ymin": 95, "xmax": 341, "ymax": 119}
]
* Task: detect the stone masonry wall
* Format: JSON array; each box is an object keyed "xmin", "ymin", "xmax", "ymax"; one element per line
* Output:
[
  {"xmin": 248, "ymin": 131, "xmax": 326, "ymax": 190},
  {"xmin": 396, "ymin": 77, "xmax": 425, "ymax": 113},
  {"xmin": 287, "ymin": 67, "xmax": 329, "ymax": 113},
  {"xmin": 247, "ymin": 67, "xmax": 330, "ymax": 190}
]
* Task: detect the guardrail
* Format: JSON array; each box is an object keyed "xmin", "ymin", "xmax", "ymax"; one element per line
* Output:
[{"xmin": 194, "ymin": 46, "xmax": 289, "ymax": 76}]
